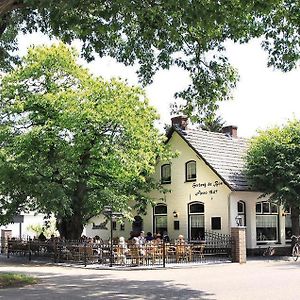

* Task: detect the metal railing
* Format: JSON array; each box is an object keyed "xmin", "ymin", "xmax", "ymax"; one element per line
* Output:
[{"xmin": 0, "ymin": 232, "xmax": 233, "ymax": 267}]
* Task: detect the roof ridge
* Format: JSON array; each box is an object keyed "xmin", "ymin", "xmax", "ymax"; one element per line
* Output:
[{"xmin": 184, "ymin": 127, "xmax": 250, "ymax": 141}]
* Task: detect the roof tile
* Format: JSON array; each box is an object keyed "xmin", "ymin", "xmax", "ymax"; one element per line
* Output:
[{"xmin": 175, "ymin": 127, "xmax": 250, "ymax": 191}]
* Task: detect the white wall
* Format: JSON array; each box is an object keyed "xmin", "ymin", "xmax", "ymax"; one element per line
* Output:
[{"xmin": 0, "ymin": 213, "xmax": 46, "ymax": 239}]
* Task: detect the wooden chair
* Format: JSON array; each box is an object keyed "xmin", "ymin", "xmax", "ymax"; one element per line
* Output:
[
  {"xmin": 74, "ymin": 246, "xmax": 95, "ymax": 262},
  {"xmin": 191, "ymin": 244, "xmax": 205, "ymax": 260},
  {"xmin": 165, "ymin": 245, "xmax": 176, "ymax": 260},
  {"xmin": 129, "ymin": 245, "xmax": 144, "ymax": 265},
  {"xmin": 114, "ymin": 245, "xmax": 128, "ymax": 265},
  {"xmin": 153, "ymin": 244, "xmax": 163, "ymax": 263},
  {"xmin": 176, "ymin": 243, "xmax": 192, "ymax": 263}
]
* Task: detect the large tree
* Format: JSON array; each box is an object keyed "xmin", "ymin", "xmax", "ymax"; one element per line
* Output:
[
  {"xmin": 0, "ymin": 43, "xmax": 171, "ymax": 239},
  {"xmin": 1, "ymin": 1, "xmax": 300, "ymax": 122},
  {"xmin": 245, "ymin": 120, "xmax": 300, "ymax": 236}
]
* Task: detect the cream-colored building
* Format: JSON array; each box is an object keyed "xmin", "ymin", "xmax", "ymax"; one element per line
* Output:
[{"xmin": 86, "ymin": 116, "xmax": 293, "ymax": 253}]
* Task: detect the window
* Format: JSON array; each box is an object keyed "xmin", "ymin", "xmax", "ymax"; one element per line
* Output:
[
  {"xmin": 256, "ymin": 201, "xmax": 278, "ymax": 243},
  {"xmin": 188, "ymin": 202, "xmax": 204, "ymax": 241},
  {"xmin": 161, "ymin": 164, "xmax": 171, "ymax": 184},
  {"xmin": 153, "ymin": 204, "xmax": 167, "ymax": 235},
  {"xmin": 186, "ymin": 160, "xmax": 196, "ymax": 181},
  {"xmin": 174, "ymin": 220, "xmax": 180, "ymax": 230},
  {"xmin": 284, "ymin": 207, "xmax": 300, "ymax": 241},
  {"xmin": 237, "ymin": 200, "xmax": 246, "ymax": 226},
  {"xmin": 211, "ymin": 217, "xmax": 221, "ymax": 230}
]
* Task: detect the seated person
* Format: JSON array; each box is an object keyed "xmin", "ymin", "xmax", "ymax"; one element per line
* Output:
[
  {"xmin": 163, "ymin": 231, "xmax": 170, "ymax": 243},
  {"xmin": 153, "ymin": 233, "xmax": 162, "ymax": 244},
  {"xmin": 115, "ymin": 236, "xmax": 128, "ymax": 264},
  {"xmin": 138, "ymin": 231, "xmax": 146, "ymax": 245},
  {"xmin": 176, "ymin": 234, "xmax": 187, "ymax": 245},
  {"xmin": 132, "ymin": 236, "xmax": 145, "ymax": 256},
  {"xmin": 38, "ymin": 232, "xmax": 47, "ymax": 242},
  {"xmin": 118, "ymin": 237, "xmax": 128, "ymax": 253},
  {"xmin": 145, "ymin": 232, "xmax": 154, "ymax": 242}
]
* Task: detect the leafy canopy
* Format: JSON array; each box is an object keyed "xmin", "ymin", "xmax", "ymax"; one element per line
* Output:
[
  {"xmin": 0, "ymin": 43, "xmax": 171, "ymax": 238},
  {"xmin": 2, "ymin": 1, "xmax": 300, "ymax": 122},
  {"xmin": 245, "ymin": 119, "xmax": 300, "ymax": 209}
]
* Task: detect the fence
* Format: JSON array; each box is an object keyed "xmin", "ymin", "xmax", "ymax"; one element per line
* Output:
[{"xmin": 0, "ymin": 231, "xmax": 233, "ymax": 267}]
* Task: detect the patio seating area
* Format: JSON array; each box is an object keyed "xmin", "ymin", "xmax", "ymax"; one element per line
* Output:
[{"xmin": 0, "ymin": 234, "xmax": 232, "ymax": 267}]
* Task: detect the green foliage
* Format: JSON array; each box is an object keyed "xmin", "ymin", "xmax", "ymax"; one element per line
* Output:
[
  {"xmin": 0, "ymin": 43, "xmax": 172, "ymax": 239},
  {"xmin": 246, "ymin": 119, "xmax": 300, "ymax": 208},
  {"xmin": 199, "ymin": 114, "xmax": 225, "ymax": 132},
  {"xmin": 2, "ymin": 1, "xmax": 300, "ymax": 122},
  {"xmin": 26, "ymin": 217, "xmax": 58, "ymax": 238}
]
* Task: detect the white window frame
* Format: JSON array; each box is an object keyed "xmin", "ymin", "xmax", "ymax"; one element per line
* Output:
[
  {"xmin": 153, "ymin": 204, "xmax": 168, "ymax": 235},
  {"xmin": 188, "ymin": 202, "xmax": 205, "ymax": 241},
  {"xmin": 186, "ymin": 160, "xmax": 196, "ymax": 182},
  {"xmin": 237, "ymin": 200, "xmax": 246, "ymax": 226},
  {"xmin": 161, "ymin": 164, "xmax": 171, "ymax": 184},
  {"xmin": 256, "ymin": 201, "xmax": 279, "ymax": 244}
]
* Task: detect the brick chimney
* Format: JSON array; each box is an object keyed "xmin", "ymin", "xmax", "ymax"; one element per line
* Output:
[
  {"xmin": 222, "ymin": 125, "xmax": 238, "ymax": 138},
  {"xmin": 171, "ymin": 116, "xmax": 188, "ymax": 130}
]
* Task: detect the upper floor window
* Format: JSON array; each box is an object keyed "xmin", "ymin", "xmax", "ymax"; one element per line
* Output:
[
  {"xmin": 161, "ymin": 164, "xmax": 171, "ymax": 184},
  {"xmin": 186, "ymin": 160, "xmax": 196, "ymax": 181}
]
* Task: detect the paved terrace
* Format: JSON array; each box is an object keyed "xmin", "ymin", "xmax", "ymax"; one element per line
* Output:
[{"xmin": 0, "ymin": 256, "xmax": 300, "ymax": 299}]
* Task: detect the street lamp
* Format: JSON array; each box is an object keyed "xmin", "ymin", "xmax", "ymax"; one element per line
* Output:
[
  {"xmin": 102, "ymin": 206, "xmax": 123, "ymax": 267},
  {"xmin": 235, "ymin": 215, "xmax": 242, "ymax": 226}
]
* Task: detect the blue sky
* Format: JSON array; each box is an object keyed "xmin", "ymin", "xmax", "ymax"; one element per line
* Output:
[{"xmin": 18, "ymin": 34, "xmax": 300, "ymax": 138}]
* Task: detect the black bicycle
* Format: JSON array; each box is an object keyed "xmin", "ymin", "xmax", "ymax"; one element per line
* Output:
[
  {"xmin": 291, "ymin": 235, "xmax": 300, "ymax": 261},
  {"xmin": 262, "ymin": 246, "xmax": 275, "ymax": 257}
]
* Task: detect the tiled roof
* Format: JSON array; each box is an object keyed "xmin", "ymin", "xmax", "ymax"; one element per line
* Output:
[{"xmin": 173, "ymin": 127, "xmax": 250, "ymax": 191}]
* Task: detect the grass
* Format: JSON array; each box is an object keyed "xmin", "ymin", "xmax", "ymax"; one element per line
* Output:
[{"xmin": 0, "ymin": 273, "xmax": 38, "ymax": 288}]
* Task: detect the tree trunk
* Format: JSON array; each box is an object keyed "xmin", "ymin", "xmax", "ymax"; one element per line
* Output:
[
  {"xmin": 291, "ymin": 206, "xmax": 300, "ymax": 237},
  {"xmin": 57, "ymin": 214, "xmax": 84, "ymax": 240},
  {"xmin": 56, "ymin": 180, "xmax": 88, "ymax": 240}
]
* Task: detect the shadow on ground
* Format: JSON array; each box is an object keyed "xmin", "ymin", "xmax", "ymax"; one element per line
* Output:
[
  {"xmin": 0, "ymin": 257, "xmax": 215, "ymax": 300},
  {"xmin": 0, "ymin": 272, "xmax": 214, "ymax": 300}
]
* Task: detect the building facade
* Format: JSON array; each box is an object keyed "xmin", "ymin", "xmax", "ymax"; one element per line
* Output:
[{"xmin": 87, "ymin": 116, "xmax": 292, "ymax": 253}]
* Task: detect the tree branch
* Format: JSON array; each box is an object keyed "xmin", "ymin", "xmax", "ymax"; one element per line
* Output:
[
  {"xmin": 0, "ymin": 0, "xmax": 25, "ymax": 17},
  {"xmin": 0, "ymin": 12, "xmax": 9, "ymax": 36}
]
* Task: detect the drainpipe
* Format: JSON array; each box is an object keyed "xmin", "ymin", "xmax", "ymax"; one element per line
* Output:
[{"xmin": 227, "ymin": 191, "xmax": 234, "ymax": 232}]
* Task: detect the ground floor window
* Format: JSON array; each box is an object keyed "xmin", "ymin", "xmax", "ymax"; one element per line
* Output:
[
  {"xmin": 153, "ymin": 204, "xmax": 167, "ymax": 235},
  {"xmin": 189, "ymin": 202, "xmax": 204, "ymax": 241},
  {"xmin": 256, "ymin": 201, "xmax": 278, "ymax": 243},
  {"xmin": 284, "ymin": 208, "xmax": 300, "ymax": 241}
]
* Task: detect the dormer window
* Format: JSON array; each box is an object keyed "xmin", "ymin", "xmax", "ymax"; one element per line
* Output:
[
  {"xmin": 186, "ymin": 160, "xmax": 196, "ymax": 181},
  {"xmin": 161, "ymin": 164, "xmax": 171, "ymax": 184}
]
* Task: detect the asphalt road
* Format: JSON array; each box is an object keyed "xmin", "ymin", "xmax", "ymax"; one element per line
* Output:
[{"xmin": 0, "ymin": 258, "xmax": 299, "ymax": 299}]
